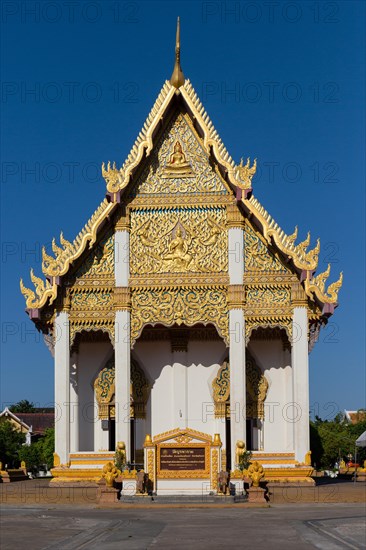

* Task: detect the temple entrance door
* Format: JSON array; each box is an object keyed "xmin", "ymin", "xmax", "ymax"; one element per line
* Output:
[
  {"xmin": 246, "ymin": 419, "xmax": 253, "ymax": 451},
  {"xmin": 225, "ymin": 416, "xmax": 231, "ymax": 470},
  {"xmin": 109, "ymin": 418, "xmax": 115, "ymax": 451},
  {"xmin": 130, "ymin": 418, "xmax": 135, "ymax": 464}
]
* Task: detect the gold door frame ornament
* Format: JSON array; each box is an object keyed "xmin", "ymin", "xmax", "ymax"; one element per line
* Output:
[
  {"xmin": 213, "ymin": 361, "xmax": 230, "ymax": 418},
  {"xmin": 212, "ymin": 355, "xmax": 268, "ymax": 420},
  {"xmin": 94, "ymin": 358, "xmax": 115, "ymax": 420},
  {"xmin": 130, "ymin": 286, "xmax": 229, "ymax": 347},
  {"xmin": 94, "ymin": 358, "xmax": 150, "ymax": 420}
]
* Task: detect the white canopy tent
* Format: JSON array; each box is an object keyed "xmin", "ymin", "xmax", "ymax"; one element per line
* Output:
[{"xmin": 355, "ymin": 431, "xmax": 366, "ymax": 448}]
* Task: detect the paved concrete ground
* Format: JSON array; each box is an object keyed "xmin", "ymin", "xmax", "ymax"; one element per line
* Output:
[{"xmin": 0, "ymin": 503, "xmax": 365, "ymax": 549}]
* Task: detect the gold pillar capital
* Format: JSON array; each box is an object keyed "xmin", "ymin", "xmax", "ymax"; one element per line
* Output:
[
  {"xmin": 227, "ymin": 285, "xmax": 245, "ymax": 309},
  {"xmin": 114, "ymin": 287, "xmax": 131, "ymax": 311}
]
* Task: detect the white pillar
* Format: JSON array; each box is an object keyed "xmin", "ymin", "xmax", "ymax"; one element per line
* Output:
[
  {"xmin": 228, "ymin": 227, "xmax": 244, "ymax": 284},
  {"xmin": 292, "ymin": 307, "xmax": 310, "ymax": 463},
  {"xmin": 69, "ymin": 352, "xmax": 78, "ymax": 453},
  {"xmin": 115, "ymin": 229, "xmax": 129, "ymax": 286},
  {"xmin": 114, "ymin": 220, "xmax": 131, "ymax": 460},
  {"xmin": 229, "ymin": 309, "xmax": 246, "ymax": 468},
  {"xmin": 115, "ymin": 310, "xmax": 131, "ymax": 460},
  {"xmin": 228, "ymin": 223, "xmax": 246, "ymax": 469},
  {"xmin": 54, "ymin": 311, "xmax": 70, "ymax": 464}
]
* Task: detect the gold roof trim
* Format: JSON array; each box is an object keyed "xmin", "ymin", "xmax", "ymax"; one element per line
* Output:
[
  {"xmin": 20, "ymin": 199, "xmax": 114, "ymax": 309},
  {"xmin": 246, "ymin": 196, "xmax": 320, "ymax": 270},
  {"xmin": 304, "ymin": 265, "xmax": 343, "ymax": 305}
]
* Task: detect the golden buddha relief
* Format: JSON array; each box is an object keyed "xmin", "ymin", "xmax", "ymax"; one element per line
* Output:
[
  {"xmin": 132, "ymin": 113, "xmax": 229, "ymax": 195},
  {"xmin": 161, "ymin": 141, "xmax": 194, "ymax": 178},
  {"xmin": 130, "ymin": 206, "xmax": 228, "ymax": 275}
]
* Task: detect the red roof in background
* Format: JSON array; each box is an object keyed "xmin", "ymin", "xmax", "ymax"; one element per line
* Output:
[
  {"xmin": 345, "ymin": 410, "xmax": 366, "ymax": 425},
  {"xmin": 16, "ymin": 413, "xmax": 54, "ymax": 435}
]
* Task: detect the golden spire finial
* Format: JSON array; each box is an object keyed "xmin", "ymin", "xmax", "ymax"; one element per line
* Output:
[{"xmin": 170, "ymin": 17, "xmax": 185, "ymax": 88}]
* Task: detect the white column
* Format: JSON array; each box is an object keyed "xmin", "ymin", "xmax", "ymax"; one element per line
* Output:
[
  {"xmin": 115, "ymin": 224, "xmax": 131, "ymax": 460},
  {"xmin": 228, "ymin": 224, "xmax": 246, "ymax": 469},
  {"xmin": 115, "ymin": 310, "xmax": 131, "ymax": 460},
  {"xmin": 228, "ymin": 227, "xmax": 244, "ymax": 284},
  {"xmin": 115, "ymin": 230, "xmax": 129, "ymax": 286},
  {"xmin": 69, "ymin": 352, "xmax": 79, "ymax": 453},
  {"xmin": 229, "ymin": 309, "xmax": 246, "ymax": 468},
  {"xmin": 292, "ymin": 307, "xmax": 310, "ymax": 463},
  {"xmin": 54, "ymin": 311, "xmax": 70, "ymax": 464}
]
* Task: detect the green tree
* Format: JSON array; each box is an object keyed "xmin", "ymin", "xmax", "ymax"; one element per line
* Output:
[
  {"xmin": 310, "ymin": 414, "xmax": 365, "ymax": 469},
  {"xmin": 18, "ymin": 428, "xmax": 55, "ymax": 471},
  {"xmin": 10, "ymin": 400, "xmax": 36, "ymax": 413},
  {"xmin": 18, "ymin": 442, "xmax": 42, "ymax": 471},
  {"xmin": 0, "ymin": 421, "xmax": 25, "ymax": 468},
  {"xmin": 40, "ymin": 428, "xmax": 55, "ymax": 468}
]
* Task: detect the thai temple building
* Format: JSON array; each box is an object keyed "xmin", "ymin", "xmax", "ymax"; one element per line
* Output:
[{"xmin": 21, "ymin": 21, "xmax": 342, "ymax": 493}]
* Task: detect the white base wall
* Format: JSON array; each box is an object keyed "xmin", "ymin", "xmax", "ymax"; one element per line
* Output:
[
  {"xmin": 249, "ymin": 340, "xmax": 293, "ymax": 453},
  {"xmin": 155, "ymin": 479, "xmax": 212, "ymax": 495},
  {"xmin": 77, "ymin": 341, "xmax": 113, "ymax": 452}
]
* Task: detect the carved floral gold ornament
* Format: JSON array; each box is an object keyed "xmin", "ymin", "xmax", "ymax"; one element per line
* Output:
[
  {"xmin": 130, "ymin": 286, "xmax": 228, "ymax": 346},
  {"xmin": 94, "ymin": 358, "xmax": 150, "ymax": 420},
  {"xmin": 245, "ymin": 223, "xmax": 288, "ymax": 273},
  {"xmin": 130, "ymin": 206, "xmax": 227, "ymax": 275},
  {"xmin": 212, "ymin": 355, "xmax": 268, "ymax": 419},
  {"xmin": 245, "ymin": 317, "xmax": 293, "ymax": 346}
]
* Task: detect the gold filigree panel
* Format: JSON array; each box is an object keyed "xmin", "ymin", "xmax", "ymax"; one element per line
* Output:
[
  {"xmin": 212, "ymin": 356, "xmax": 269, "ymax": 420},
  {"xmin": 133, "ymin": 112, "xmax": 229, "ymax": 196},
  {"xmin": 246, "ymin": 353, "xmax": 269, "ymax": 420},
  {"xmin": 69, "ymin": 318, "xmax": 115, "ymax": 348},
  {"xmin": 246, "ymin": 285, "xmax": 291, "ymax": 305},
  {"xmin": 245, "ymin": 222, "xmax": 288, "ymax": 273},
  {"xmin": 130, "ymin": 206, "xmax": 227, "ymax": 276},
  {"xmin": 71, "ymin": 291, "xmax": 112, "ymax": 309},
  {"xmin": 94, "ymin": 358, "xmax": 150, "ymax": 420},
  {"xmin": 130, "ymin": 287, "xmax": 228, "ymax": 346},
  {"xmin": 94, "ymin": 358, "xmax": 115, "ymax": 420},
  {"xmin": 71, "ymin": 232, "xmax": 114, "ymax": 283},
  {"xmin": 245, "ymin": 317, "xmax": 292, "ymax": 345}
]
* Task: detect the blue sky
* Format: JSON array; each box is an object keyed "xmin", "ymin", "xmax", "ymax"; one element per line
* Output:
[{"xmin": 1, "ymin": 0, "xmax": 365, "ymax": 417}]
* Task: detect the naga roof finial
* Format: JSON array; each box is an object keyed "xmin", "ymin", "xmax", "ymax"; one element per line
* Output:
[{"xmin": 170, "ymin": 17, "xmax": 185, "ymax": 89}]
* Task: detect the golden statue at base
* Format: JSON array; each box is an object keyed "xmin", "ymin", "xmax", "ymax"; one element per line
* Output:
[
  {"xmin": 235, "ymin": 440, "xmax": 246, "ymax": 467},
  {"xmin": 246, "ymin": 461, "xmax": 264, "ymax": 487},
  {"xmin": 102, "ymin": 461, "xmax": 120, "ymax": 487},
  {"xmin": 162, "ymin": 141, "xmax": 194, "ymax": 178},
  {"xmin": 304, "ymin": 450, "xmax": 312, "ymax": 466}
]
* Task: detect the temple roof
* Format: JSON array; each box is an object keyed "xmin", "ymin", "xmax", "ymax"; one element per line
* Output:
[{"xmin": 20, "ymin": 27, "xmax": 342, "ymax": 318}]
